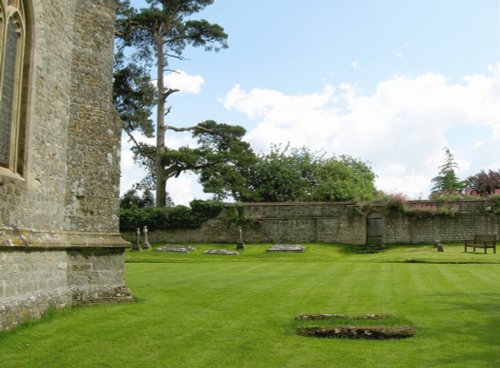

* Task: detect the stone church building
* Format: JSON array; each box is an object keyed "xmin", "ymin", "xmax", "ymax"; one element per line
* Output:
[{"xmin": 0, "ymin": 0, "xmax": 132, "ymax": 330}]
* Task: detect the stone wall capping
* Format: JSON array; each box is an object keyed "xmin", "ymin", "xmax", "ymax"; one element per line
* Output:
[{"xmin": 0, "ymin": 227, "xmax": 130, "ymax": 248}]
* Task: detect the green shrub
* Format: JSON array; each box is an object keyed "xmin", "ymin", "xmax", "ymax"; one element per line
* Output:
[
  {"xmin": 190, "ymin": 199, "xmax": 225, "ymax": 221},
  {"xmin": 119, "ymin": 200, "xmax": 224, "ymax": 232}
]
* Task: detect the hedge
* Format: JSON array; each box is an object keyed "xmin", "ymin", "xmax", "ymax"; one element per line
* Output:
[{"xmin": 119, "ymin": 200, "xmax": 224, "ymax": 232}]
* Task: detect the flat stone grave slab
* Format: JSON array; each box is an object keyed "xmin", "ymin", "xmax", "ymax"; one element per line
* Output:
[
  {"xmin": 296, "ymin": 325, "xmax": 416, "ymax": 340},
  {"xmin": 267, "ymin": 244, "xmax": 304, "ymax": 253},
  {"xmin": 155, "ymin": 245, "xmax": 196, "ymax": 253},
  {"xmin": 203, "ymin": 249, "xmax": 239, "ymax": 255},
  {"xmin": 296, "ymin": 313, "xmax": 393, "ymax": 320},
  {"xmin": 294, "ymin": 312, "xmax": 415, "ymax": 340}
]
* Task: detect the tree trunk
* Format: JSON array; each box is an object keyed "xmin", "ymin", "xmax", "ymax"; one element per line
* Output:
[{"xmin": 155, "ymin": 32, "xmax": 167, "ymax": 207}]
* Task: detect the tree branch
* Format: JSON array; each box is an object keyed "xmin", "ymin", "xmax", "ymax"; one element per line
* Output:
[
  {"xmin": 164, "ymin": 88, "xmax": 180, "ymax": 98},
  {"xmin": 164, "ymin": 125, "xmax": 198, "ymax": 132},
  {"xmin": 124, "ymin": 126, "xmax": 142, "ymax": 151},
  {"xmin": 165, "ymin": 123, "xmax": 214, "ymax": 134},
  {"xmin": 164, "ymin": 162, "xmax": 209, "ymax": 179},
  {"xmin": 165, "ymin": 53, "xmax": 186, "ymax": 60},
  {"xmin": 165, "ymin": 165, "xmax": 182, "ymax": 179}
]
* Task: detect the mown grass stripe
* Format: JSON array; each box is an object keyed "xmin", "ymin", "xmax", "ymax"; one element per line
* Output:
[{"xmin": 1, "ymin": 244, "xmax": 500, "ymax": 368}]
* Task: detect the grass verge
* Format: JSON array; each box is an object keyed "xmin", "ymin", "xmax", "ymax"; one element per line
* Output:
[{"xmin": 0, "ymin": 243, "xmax": 499, "ymax": 367}]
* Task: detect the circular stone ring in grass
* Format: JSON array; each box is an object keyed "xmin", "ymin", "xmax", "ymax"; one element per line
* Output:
[{"xmin": 203, "ymin": 249, "xmax": 239, "ymax": 255}]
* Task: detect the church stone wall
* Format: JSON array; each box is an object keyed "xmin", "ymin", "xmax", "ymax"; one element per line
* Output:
[
  {"xmin": 65, "ymin": 0, "xmax": 121, "ymax": 233},
  {"xmin": 0, "ymin": 0, "xmax": 132, "ymax": 331}
]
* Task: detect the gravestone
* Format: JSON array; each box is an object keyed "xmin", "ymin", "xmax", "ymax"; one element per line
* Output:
[
  {"xmin": 267, "ymin": 244, "xmax": 304, "ymax": 253},
  {"xmin": 203, "ymin": 249, "xmax": 239, "ymax": 255},
  {"xmin": 433, "ymin": 240, "xmax": 444, "ymax": 252},
  {"xmin": 156, "ymin": 245, "xmax": 196, "ymax": 253}
]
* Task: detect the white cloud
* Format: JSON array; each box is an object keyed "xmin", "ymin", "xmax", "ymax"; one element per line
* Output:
[
  {"xmin": 350, "ymin": 60, "xmax": 360, "ymax": 69},
  {"xmin": 167, "ymin": 173, "xmax": 210, "ymax": 205},
  {"xmin": 162, "ymin": 70, "xmax": 204, "ymax": 94},
  {"xmin": 120, "ymin": 139, "xmax": 147, "ymax": 196},
  {"xmin": 222, "ymin": 65, "xmax": 500, "ymax": 198}
]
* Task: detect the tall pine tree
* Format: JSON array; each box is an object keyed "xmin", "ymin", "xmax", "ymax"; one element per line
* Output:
[
  {"xmin": 431, "ymin": 147, "xmax": 466, "ymax": 197},
  {"xmin": 114, "ymin": 0, "xmax": 231, "ymax": 206}
]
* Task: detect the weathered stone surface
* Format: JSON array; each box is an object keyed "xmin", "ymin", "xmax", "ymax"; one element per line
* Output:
[
  {"xmin": 267, "ymin": 244, "xmax": 304, "ymax": 253},
  {"xmin": 295, "ymin": 313, "xmax": 393, "ymax": 320},
  {"xmin": 296, "ymin": 326, "xmax": 416, "ymax": 339},
  {"xmin": 0, "ymin": 226, "xmax": 128, "ymax": 248},
  {"xmin": 433, "ymin": 241, "xmax": 444, "ymax": 252},
  {"xmin": 0, "ymin": 0, "xmax": 131, "ymax": 331},
  {"xmin": 0, "ymin": 248, "xmax": 133, "ymax": 331},
  {"xmin": 156, "ymin": 245, "xmax": 197, "ymax": 253},
  {"xmin": 203, "ymin": 249, "xmax": 239, "ymax": 255},
  {"xmin": 123, "ymin": 200, "xmax": 499, "ymax": 245}
]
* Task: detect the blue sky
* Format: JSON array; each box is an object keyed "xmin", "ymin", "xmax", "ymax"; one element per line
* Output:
[{"xmin": 122, "ymin": 0, "xmax": 500, "ymax": 204}]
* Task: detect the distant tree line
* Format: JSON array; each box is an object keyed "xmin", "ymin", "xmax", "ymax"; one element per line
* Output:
[
  {"xmin": 119, "ymin": 146, "xmax": 500, "ymax": 232},
  {"xmin": 120, "ymin": 144, "xmax": 378, "ymax": 206},
  {"xmin": 235, "ymin": 145, "xmax": 376, "ymax": 202}
]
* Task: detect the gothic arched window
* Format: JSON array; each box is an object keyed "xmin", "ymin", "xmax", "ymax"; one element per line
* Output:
[{"xmin": 0, "ymin": 0, "xmax": 27, "ymax": 176}]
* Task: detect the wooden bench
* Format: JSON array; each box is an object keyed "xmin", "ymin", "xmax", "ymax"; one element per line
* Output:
[{"xmin": 464, "ymin": 234, "xmax": 497, "ymax": 254}]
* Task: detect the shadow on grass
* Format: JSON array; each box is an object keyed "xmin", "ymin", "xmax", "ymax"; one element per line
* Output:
[
  {"xmin": 401, "ymin": 259, "xmax": 499, "ymax": 264},
  {"xmin": 0, "ymin": 299, "xmax": 142, "ymax": 342},
  {"xmin": 0, "ymin": 307, "xmax": 68, "ymax": 341},
  {"xmin": 430, "ymin": 292, "xmax": 500, "ymax": 366},
  {"xmin": 337, "ymin": 243, "xmax": 435, "ymax": 255},
  {"xmin": 337, "ymin": 243, "xmax": 390, "ymax": 255}
]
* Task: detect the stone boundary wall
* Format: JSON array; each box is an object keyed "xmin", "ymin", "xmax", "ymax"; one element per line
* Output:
[{"xmin": 123, "ymin": 200, "xmax": 500, "ymax": 245}]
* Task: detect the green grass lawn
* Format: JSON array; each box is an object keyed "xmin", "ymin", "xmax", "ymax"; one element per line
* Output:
[{"xmin": 1, "ymin": 243, "xmax": 500, "ymax": 367}]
